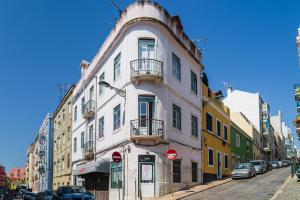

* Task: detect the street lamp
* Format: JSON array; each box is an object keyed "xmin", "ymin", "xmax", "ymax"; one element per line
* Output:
[{"xmin": 98, "ymin": 81, "xmax": 126, "ymax": 98}]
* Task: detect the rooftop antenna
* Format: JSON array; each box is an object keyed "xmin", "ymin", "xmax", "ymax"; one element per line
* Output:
[
  {"xmin": 192, "ymin": 37, "xmax": 208, "ymax": 56},
  {"xmin": 109, "ymin": 0, "xmax": 123, "ymax": 17}
]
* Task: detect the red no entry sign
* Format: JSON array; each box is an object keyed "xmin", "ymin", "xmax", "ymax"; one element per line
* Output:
[
  {"xmin": 112, "ymin": 151, "xmax": 122, "ymax": 163},
  {"xmin": 166, "ymin": 149, "xmax": 177, "ymax": 160}
]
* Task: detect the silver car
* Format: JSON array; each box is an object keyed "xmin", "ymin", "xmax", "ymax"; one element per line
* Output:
[
  {"xmin": 231, "ymin": 163, "xmax": 256, "ymax": 179},
  {"xmin": 250, "ymin": 160, "xmax": 267, "ymax": 174}
]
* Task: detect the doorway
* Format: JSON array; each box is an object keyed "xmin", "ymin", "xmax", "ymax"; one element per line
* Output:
[
  {"xmin": 138, "ymin": 155, "xmax": 155, "ymax": 198},
  {"xmin": 217, "ymin": 152, "xmax": 222, "ymax": 179}
]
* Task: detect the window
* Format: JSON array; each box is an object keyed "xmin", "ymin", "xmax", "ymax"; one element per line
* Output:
[
  {"xmin": 236, "ymin": 134, "xmax": 240, "ymax": 147},
  {"xmin": 80, "ymin": 132, "xmax": 84, "ymax": 149},
  {"xmin": 68, "ymin": 102, "xmax": 71, "ymax": 114},
  {"xmin": 99, "ymin": 117, "xmax": 104, "ymax": 138},
  {"xmin": 99, "ymin": 72, "xmax": 105, "ymax": 95},
  {"xmin": 113, "ymin": 105, "xmax": 121, "ymax": 130},
  {"xmin": 89, "ymin": 125, "xmax": 94, "ymax": 141},
  {"xmin": 81, "ymin": 97, "xmax": 85, "ymax": 114},
  {"xmin": 217, "ymin": 120, "xmax": 221, "ymax": 137},
  {"xmin": 173, "ymin": 104, "xmax": 181, "ymax": 130},
  {"xmin": 224, "ymin": 125, "xmax": 228, "ymax": 141},
  {"xmin": 114, "ymin": 53, "xmax": 121, "ymax": 81},
  {"xmin": 173, "ymin": 160, "xmax": 181, "ymax": 183},
  {"xmin": 89, "ymin": 86, "xmax": 94, "ymax": 101},
  {"xmin": 172, "ymin": 53, "xmax": 181, "ymax": 81},
  {"xmin": 192, "ymin": 162, "xmax": 198, "ymax": 182},
  {"xmin": 111, "ymin": 162, "xmax": 122, "ymax": 189},
  {"xmin": 74, "ymin": 106, "xmax": 77, "ymax": 122},
  {"xmin": 191, "ymin": 115, "xmax": 198, "ymax": 137},
  {"xmin": 73, "ymin": 137, "xmax": 77, "ymax": 153},
  {"xmin": 206, "ymin": 113, "xmax": 213, "ymax": 132},
  {"xmin": 191, "ymin": 71, "xmax": 197, "ymax": 94},
  {"xmin": 224, "ymin": 154, "xmax": 228, "ymax": 169},
  {"xmin": 62, "ymin": 109, "xmax": 65, "ymax": 121},
  {"xmin": 67, "ymin": 154, "xmax": 70, "ymax": 168},
  {"xmin": 208, "ymin": 148, "xmax": 214, "ymax": 167}
]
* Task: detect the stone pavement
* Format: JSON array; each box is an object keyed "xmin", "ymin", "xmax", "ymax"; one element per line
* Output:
[
  {"xmin": 151, "ymin": 178, "xmax": 232, "ymax": 200},
  {"xmin": 272, "ymin": 175, "xmax": 300, "ymax": 200}
]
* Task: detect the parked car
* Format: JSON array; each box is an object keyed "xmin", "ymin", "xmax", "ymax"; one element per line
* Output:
[
  {"xmin": 55, "ymin": 186, "xmax": 95, "ymax": 200},
  {"xmin": 23, "ymin": 192, "xmax": 37, "ymax": 200},
  {"xmin": 36, "ymin": 191, "xmax": 58, "ymax": 200},
  {"xmin": 271, "ymin": 161, "xmax": 280, "ymax": 169},
  {"xmin": 231, "ymin": 163, "xmax": 256, "ymax": 179},
  {"xmin": 17, "ymin": 189, "xmax": 27, "ymax": 198},
  {"xmin": 266, "ymin": 161, "xmax": 273, "ymax": 171},
  {"xmin": 282, "ymin": 160, "xmax": 290, "ymax": 167},
  {"xmin": 250, "ymin": 160, "xmax": 267, "ymax": 174},
  {"xmin": 278, "ymin": 161, "xmax": 283, "ymax": 168}
]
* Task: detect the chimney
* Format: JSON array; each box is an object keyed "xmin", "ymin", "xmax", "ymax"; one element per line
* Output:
[
  {"xmin": 226, "ymin": 85, "xmax": 233, "ymax": 96},
  {"xmin": 80, "ymin": 60, "xmax": 90, "ymax": 77}
]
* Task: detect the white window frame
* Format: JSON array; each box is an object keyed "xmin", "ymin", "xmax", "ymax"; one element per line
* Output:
[
  {"xmin": 99, "ymin": 116, "xmax": 104, "ymax": 138},
  {"xmin": 216, "ymin": 119, "xmax": 222, "ymax": 137},
  {"xmin": 114, "ymin": 53, "xmax": 121, "ymax": 81},
  {"xmin": 223, "ymin": 125, "xmax": 228, "ymax": 141},
  {"xmin": 190, "ymin": 70, "xmax": 198, "ymax": 95},
  {"xmin": 208, "ymin": 147, "xmax": 214, "ymax": 167},
  {"xmin": 224, "ymin": 153, "xmax": 229, "ymax": 169},
  {"xmin": 206, "ymin": 112, "xmax": 213, "ymax": 133}
]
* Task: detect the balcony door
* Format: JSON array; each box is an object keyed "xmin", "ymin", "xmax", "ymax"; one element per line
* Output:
[
  {"xmin": 138, "ymin": 39, "xmax": 155, "ymax": 73},
  {"xmin": 138, "ymin": 96, "xmax": 155, "ymax": 136}
]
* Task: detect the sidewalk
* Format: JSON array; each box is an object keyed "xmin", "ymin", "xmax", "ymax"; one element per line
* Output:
[
  {"xmin": 271, "ymin": 175, "xmax": 300, "ymax": 200},
  {"xmin": 152, "ymin": 178, "xmax": 233, "ymax": 200}
]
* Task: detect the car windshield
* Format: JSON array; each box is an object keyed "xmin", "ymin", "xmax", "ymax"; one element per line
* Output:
[
  {"xmin": 70, "ymin": 187, "xmax": 86, "ymax": 193},
  {"xmin": 271, "ymin": 161, "xmax": 278, "ymax": 164},
  {"xmin": 250, "ymin": 161, "xmax": 261, "ymax": 166},
  {"xmin": 235, "ymin": 163, "xmax": 250, "ymax": 169}
]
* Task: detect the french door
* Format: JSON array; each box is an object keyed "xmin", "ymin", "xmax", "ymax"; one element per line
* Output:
[
  {"xmin": 138, "ymin": 39, "xmax": 155, "ymax": 73},
  {"xmin": 138, "ymin": 96, "xmax": 155, "ymax": 136}
]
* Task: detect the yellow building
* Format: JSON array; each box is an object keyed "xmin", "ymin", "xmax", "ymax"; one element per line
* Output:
[
  {"xmin": 53, "ymin": 86, "xmax": 75, "ymax": 190},
  {"xmin": 202, "ymin": 74, "xmax": 231, "ymax": 183}
]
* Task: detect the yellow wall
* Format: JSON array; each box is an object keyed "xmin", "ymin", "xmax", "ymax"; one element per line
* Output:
[{"xmin": 202, "ymin": 83, "xmax": 231, "ymax": 178}]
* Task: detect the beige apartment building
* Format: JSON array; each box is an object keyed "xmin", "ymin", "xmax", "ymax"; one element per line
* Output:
[
  {"xmin": 231, "ymin": 112, "xmax": 261, "ymax": 160},
  {"xmin": 53, "ymin": 86, "xmax": 75, "ymax": 190},
  {"xmin": 25, "ymin": 144, "xmax": 35, "ymax": 189}
]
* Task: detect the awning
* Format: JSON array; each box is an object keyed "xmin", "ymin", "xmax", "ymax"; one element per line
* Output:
[{"xmin": 73, "ymin": 159, "xmax": 110, "ymax": 176}]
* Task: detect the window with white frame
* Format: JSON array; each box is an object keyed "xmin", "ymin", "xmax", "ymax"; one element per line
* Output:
[
  {"xmin": 114, "ymin": 53, "xmax": 121, "ymax": 81},
  {"xmin": 206, "ymin": 113, "xmax": 213, "ymax": 132},
  {"xmin": 80, "ymin": 132, "xmax": 84, "ymax": 149},
  {"xmin": 224, "ymin": 125, "xmax": 228, "ymax": 141},
  {"xmin": 173, "ymin": 104, "xmax": 181, "ymax": 131},
  {"xmin": 191, "ymin": 115, "xmax": 198, "ymax": 137},
  {"xmin": 99, "ymin": 117, "xmax": 104, "ymax": 138},
  {"xmin": 74, "ymin": 106, "xmax": 77, "ymax": 122},
  {"xmin": 113, "ymin": 104, "xmax": 121, "ymax": 130},
  {"xmin": 172, "ymin": 53, "xmax": 181, "ymax": 81},
  {"xmin": 191, "ymin": 71, "xmax": 197, "ymax": 94},
  {"xmin": 99, "ymin": 72, "xmax": 105, "ymax": 95},
  {"xmin": 73, "ymin": 137, "xmax": 77, "ymax": 153},
  {"xmin": 224, "ymin": 154, "xmax": 228, "ymax": 169},
  {"xmin": 216, "ymin": 120, "xmax": 221, "ymax": 137},
  {"xmin": 208, "ymin": 148, "xmax": 214, "ymax": 167}
]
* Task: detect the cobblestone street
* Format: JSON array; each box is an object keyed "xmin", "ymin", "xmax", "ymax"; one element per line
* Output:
[{"xmin": 183, "ymin": 167, "xmax": 291, "ymax": 200}]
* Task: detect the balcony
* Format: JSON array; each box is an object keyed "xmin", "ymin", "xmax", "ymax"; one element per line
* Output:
[
  {"xmin": 297, "ymin": 102, "xmax": 300, "ymax": 112},
  {"xmin": 84, "ymin": 141, "xmax": 94, "ymax": 161},
  {"xmin": 294, "ymin": 83, "xmax": 300, "ymax": 101},
  {"xmin": 83, "ymin": 100, "xmax": 95, "ymax": 119},
  {"xmin": 130, "ymin": 119, "xmax": 164, "ymax": 145},
  {"xmin": 130, "ymin": 59, "xmax": 163, "ymax": 84}
]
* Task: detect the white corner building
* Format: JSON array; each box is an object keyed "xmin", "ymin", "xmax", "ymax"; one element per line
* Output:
[{"xmin": 71, "ymin": 1, "xmax": 203, "ymax": 199}]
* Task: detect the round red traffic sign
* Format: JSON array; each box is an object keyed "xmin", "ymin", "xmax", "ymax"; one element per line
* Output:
[
  {"xmin": 166, "ymin": 149, "xmax": 177, "ymax": 160},
  {"xmin": 112, "ymin": 151, "xmax": 122, "ymax": 163}
]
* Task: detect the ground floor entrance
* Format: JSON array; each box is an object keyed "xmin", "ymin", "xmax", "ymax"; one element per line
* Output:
[
  {"xmin": 78, "ymin": 172, "xmax": 109, "ymax": 200},
  {"xmin": 138, "ymin": 155, "xmax": 155, "ymax": 198}
]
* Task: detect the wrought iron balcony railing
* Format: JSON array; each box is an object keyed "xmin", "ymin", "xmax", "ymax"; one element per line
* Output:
[
  {"xmin": 130, "ymin": 119, "xmax": 164, "ymax": 138},
  {"xmin": 83, "ymin": 141, "xmax": 94, "ymax": 160},
  {"xmin": 130, "ymin": 59, "xmax": 163, "ymax": 81},
  {"xmin": 83, "ymin": 100, "xmax": 95, "ymax": 119}
]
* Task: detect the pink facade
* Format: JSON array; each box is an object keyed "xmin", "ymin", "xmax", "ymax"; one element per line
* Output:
[
  {"xmin": 0, "ymin": 165, "xmax": 6, "ymax": 186},
  {"xmin": 8, "ymin": 168, "xmax": 25, "ymax": 181}
]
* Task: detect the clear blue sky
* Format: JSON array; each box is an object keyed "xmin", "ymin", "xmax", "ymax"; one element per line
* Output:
[{"xmin": 0, "ymin": 0, "xmax": 299, "ymax": 171}]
